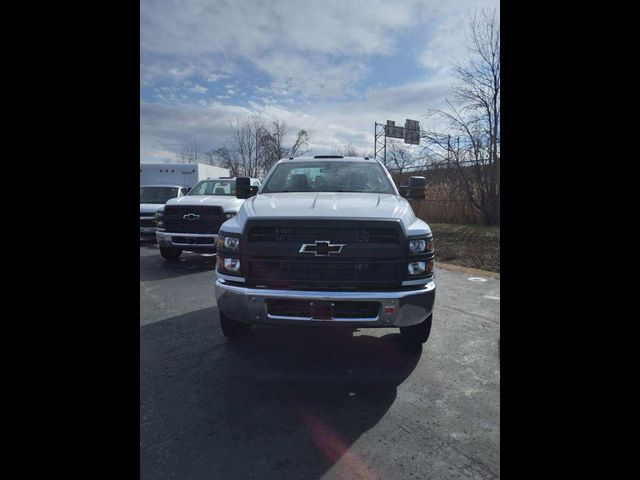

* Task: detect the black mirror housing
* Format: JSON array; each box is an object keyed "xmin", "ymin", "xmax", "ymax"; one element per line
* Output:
[
  {"xmin": 408, "ymin": 176, "xmax": 426, "ymax": 200},
  {"xmin": 236, "ymin": 177, "xmax": 257, "ymax": 199}
]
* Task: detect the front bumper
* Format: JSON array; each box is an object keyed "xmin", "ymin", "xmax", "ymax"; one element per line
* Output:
[
  {"xmin": 156, "ymin": 230, "xmax": 218, "ymax": 250},
  {"xmin": 140, "ymin": 227, "xmax": 157, "ymax": 235},
  {"xmin": 140, "ymin": 217, "xmax": 158, "ymax": 235},
  {"xmin": 214, "ymin": 276, "xmax": 436, "ymax": 328}
]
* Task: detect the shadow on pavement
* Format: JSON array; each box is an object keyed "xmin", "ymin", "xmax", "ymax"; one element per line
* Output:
[
  {"xmin": 140, "ymin": 248, "xmax": 217, "ymax": 282},
  {"xmin": 141, "ymin": 307, "xmax": 421, "ymax": 480}
]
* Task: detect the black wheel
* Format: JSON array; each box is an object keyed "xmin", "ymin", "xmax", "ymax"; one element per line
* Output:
[
  {"xmin": 159, "ymin": 246, "xmax": 182, "ymax": 261},
  {"xmin": 400, "ymin": 313, "xmax": 432, "ymax": 346},
  {"xmin": 220, "ymin": 310, "xmax": 251, "ymax": 340}
]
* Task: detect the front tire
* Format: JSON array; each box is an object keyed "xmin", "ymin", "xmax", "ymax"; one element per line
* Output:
[
  {"xmin": 160, "ymin": 246, "xmax": 182, "ymax": 261},
  {"xmin": 220, "ymin": 310, "xmax": 251, "ymax": 340},
  {"xmin": 400, "ymin": 313, "xmax": 432, "ymax": 346}
]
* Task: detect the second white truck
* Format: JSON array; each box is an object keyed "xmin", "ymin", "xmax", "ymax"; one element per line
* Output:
[
  {"xmin": 155, "ymin": 177, "xmax": 261, "ymax": 260},
  {"xmin": 140, "ymin": 163, "xmax": 230, "ymax": 237}
]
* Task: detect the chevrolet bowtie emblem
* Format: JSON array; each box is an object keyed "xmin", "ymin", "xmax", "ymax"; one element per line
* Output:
[
  {"xmin": 299, "ymin": 240, "xmax": 346, "ymax": 256},
  {"xmin": 183, "ymin": 213, "xmax": 200, "ymax": 220}
]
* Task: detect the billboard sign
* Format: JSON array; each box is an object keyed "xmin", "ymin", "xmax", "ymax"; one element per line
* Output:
[
  {"xmin": 385, "ymin": 120, "xmax": 405, "ymax": 139},
  {"xmin": 404, "ymin": 119, "xmax": 420, "ymax": 145}
]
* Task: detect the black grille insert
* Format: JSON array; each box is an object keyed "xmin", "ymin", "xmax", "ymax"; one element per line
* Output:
[
  {"xmin": 244, "ymin": 219, "xmax": 404, "ymax": 290},
  {"xmin": 171, "ymin": 236, "xmax": 216, "ymax": 245},
  {"xmin": 247, "ymin": 257, "xmax": 402, "ymax": 290},
  {"xmin": 249, "ymin": 225, "xmax": 399, "ymax": 244},
  {"xmin": 266, "ymin": 299, "xmax": 379, "ymax": 319},
  {"xmin": 164, "ymin": 205, "xmax": 224, "ymax": 234}
]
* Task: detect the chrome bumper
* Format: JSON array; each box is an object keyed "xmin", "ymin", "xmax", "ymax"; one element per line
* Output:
[
  {"xmin": 156, "ymin": 230, "xmax": 218, "ymax": 248},
  {"xmin": 214, "ymin": 276, "xmax": 436, "ymax": 327},
  {"xmin": 140, "ymin": 217, "xmax": 157, "ymax": 235}
]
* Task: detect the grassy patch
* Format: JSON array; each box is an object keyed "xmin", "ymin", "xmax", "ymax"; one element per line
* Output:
[{"xmin": 428, "ymin": 223, "xmax": 500, "ymax": 273}]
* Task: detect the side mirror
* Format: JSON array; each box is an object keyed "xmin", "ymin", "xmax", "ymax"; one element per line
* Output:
[
  {"xmin": 408, "ymin": 176, "xmax": 426, "ymax": 200},
  {"xmin": 236, "ymin": 177, "xmax": 258, "ymax": 199},
  {"xmin": 399, "ymin": 177, "xmax": 426, "ymax": 199}
]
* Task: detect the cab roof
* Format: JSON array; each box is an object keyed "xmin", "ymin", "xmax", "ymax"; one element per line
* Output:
[
  {"xmin": 284, "ymin": 155, "xmax": 373, "ymax": 162},
  {"xmin": 140, "ymin": 184, "xmax": 186, "ymax": 188}
]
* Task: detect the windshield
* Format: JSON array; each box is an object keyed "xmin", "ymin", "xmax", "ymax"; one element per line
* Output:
[
  {"xmin": 261, "ymin": 161, "xmax": 396, "ymax": 194},
  {"xmin": 140, "ymin": 186, "xmax": 179, "ymax": 204},
  {"xmin": 188, "ymin": 180, "xmax": 236, "ymax": 196}
]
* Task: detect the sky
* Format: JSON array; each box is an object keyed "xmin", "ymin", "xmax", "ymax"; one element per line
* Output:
[{"xmin": 140, "ymin": 0, "xmax": 498, "ymax": 163}]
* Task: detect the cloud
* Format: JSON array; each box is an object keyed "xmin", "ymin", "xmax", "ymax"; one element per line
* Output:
[
  {"xmin": 140, "ymin": 0, "xmax": 499, "ymax": 161},
  {"xmin": 189, "ymin": 84, "xmax": 208, "ymax": 94},
  {"xmin": 140, "ymin": 71, "xmax": 455, "ymax": 161},
  {"xmin": 141, "ymin": 0, "xmax": 426, "ymax": 57},
  {"xmin": 140, "ymin": 0, "xmax": 430, "ymax": 98},
  {"xmin": 205, "ymin": 73, "xmax": 226, "ymax": 83}
]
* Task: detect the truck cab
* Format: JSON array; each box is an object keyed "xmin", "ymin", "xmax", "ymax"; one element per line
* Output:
[
  {"xmin": 140, "ymin": 184, "xmax": 190, "ymax": 237},
  {"xmin": 155, "ymin": 177, "xmax": 261, "ymax": 260},
  {"xmin": 214, "ymin": 156, "xmax": 436, "ymax": 346}
]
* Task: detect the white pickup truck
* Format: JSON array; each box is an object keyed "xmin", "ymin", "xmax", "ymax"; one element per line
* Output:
[
  {"xmin": 140, "ymin": 185, "xmax": 190, "ymax": 237},
  {"xmin": 214, "ymin": 156, "xmax": 436, "ymax": 346},
  {"xmin": 155, "ymin": 177, "xmax": 261, "ymax": 261}
]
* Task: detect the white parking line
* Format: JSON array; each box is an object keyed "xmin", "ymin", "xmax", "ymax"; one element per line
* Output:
[{"xmin": 467, "ymin": 277, "xmax": 488, "ymax": 283}]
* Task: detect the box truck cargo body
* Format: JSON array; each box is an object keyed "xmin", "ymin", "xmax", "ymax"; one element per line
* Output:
[{"xmin": 140, "ymin": 163, "xmax": 230, "ymax": 188}]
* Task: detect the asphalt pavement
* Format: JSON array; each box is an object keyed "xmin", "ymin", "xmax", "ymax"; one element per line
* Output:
[{"xmin": 140, "ymin": 243, "xmax": 500, "ymax": 480}]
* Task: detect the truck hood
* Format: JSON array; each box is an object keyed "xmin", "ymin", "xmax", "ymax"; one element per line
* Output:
[
  {"xmin": 140, "ymin": 203, "xmax": 164, "ymax": 214},
  {"xmin": 162, "ymin": 195, "xmax": 245, "ymax": 212},
  {"xmin": 224, "ymin": 192, "xmax": 431, "ymax": 237},
  {"xmin": 245, "ymin": 192, "xmax": 431, "ymax": 230},
  {"xmin": 244, "ymin": 192, "xmax": 412, "ymax": 218}
]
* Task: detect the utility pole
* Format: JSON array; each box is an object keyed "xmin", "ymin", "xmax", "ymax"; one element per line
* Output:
[{"xmin": 374, "ymin": 122, "xmax": 387, "ymax": 165}]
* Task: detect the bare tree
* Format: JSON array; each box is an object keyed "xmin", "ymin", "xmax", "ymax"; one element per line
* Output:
[
  {"xmin": 260, "ymin": 120, "xmax": 309, "ymax": 172},
  {"xmin": 334, "ymin": 142, "xmax": 370, "ymax": 157},
  {"xmin": 223, "ymin": 114, "xmax": 264, "ymax": 177},
  {"xmin": 422, "ymin": 8, "xmax": 500, "ymax": 225},
  {"xmin": 210, "ymin": 146, "xmax": 241, "ymax": 175},
  {"xmin": 386, "ymin": 142, "xmax": 420, "ymax": 176},
  {"xmin": 204, "ymin": 149, "xmax": 218, "ymax": 165},
  {"xmin": 176, "ymin": 141, "xmax": 201, "ymax": 163},
  {"xmin": 212, "ymin": 116, "xmax": 311, "ymax": 177},
  {"xmin": 289, "ymin": 129, "xmax": 310, "ymax": 158}
]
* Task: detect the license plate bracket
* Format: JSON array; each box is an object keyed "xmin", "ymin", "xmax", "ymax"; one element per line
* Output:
[{"xmin": 311, "ymin": 301, "xmax": 333, "ymax": 320}]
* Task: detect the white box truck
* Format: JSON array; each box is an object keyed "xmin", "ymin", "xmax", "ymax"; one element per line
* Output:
[
  {"xmin": 140, "ymin": 163, "xmax": 229, "ymax": 188},
  {"xmin": 140, "ymin": 163, "xmax": 230, "ymax": 237}
]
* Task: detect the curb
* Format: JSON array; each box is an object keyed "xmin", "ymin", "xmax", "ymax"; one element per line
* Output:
[{"xmin": 436, "ymin": 262, "xmax": 500, "ymax": 279}]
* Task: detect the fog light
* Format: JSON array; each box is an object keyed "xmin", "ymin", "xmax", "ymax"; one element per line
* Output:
[
  {"xmin": 221, "ymin": 257, "xmax": 241, "ymax": 273},
  {"xmin": 408, "ymin": 261, "xmax": 426, "ymax": 275}
]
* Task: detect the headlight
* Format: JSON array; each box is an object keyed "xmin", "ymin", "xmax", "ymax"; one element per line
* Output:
[
  {"xmin": 155, "ymin": 211, "xmax": 164, "ymax": 228},
  {"xmin": 409, "ymin": 237, "xmax": 434, "ymax": 254},
  {"xmin": 216, "ymin": 234, "xmax": 240, "ymax": 252},
  {"xmin": 224, "ymin": 212, "xmax": 237, "ymax": 220}
]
